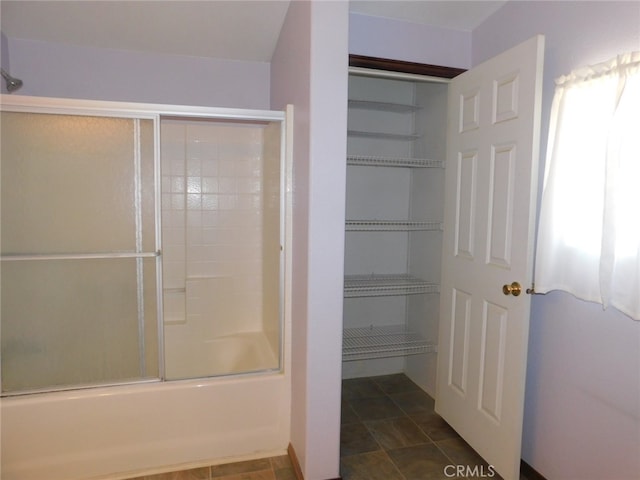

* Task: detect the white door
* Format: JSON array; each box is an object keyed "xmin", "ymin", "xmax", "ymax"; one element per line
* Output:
[{"xmin": 435, "ymin": 35, "xmax": 545, "ymax": 480}]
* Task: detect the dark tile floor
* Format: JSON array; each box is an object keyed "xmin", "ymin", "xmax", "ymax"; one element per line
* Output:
[
  {"xmin": 340, "ymin": 374, "xmax": 529, "ymax": 480},
  {"xmin": 128, "ymin": 373, "xmax": 531, "ymax": 480},
  {"xmin": 130, "ymin": 455, "xmax": 296, "ymax": 480}
]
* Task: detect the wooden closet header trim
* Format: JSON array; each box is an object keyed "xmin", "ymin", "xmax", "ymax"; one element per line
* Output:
[{"xmin": 349, "ymin": 54, "xmax": 466, "ymax": 79}]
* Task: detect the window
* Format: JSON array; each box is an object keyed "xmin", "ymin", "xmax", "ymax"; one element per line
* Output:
[{"xmin": 535, "ymin": 51, "xmax": 640, "ymax": 320}]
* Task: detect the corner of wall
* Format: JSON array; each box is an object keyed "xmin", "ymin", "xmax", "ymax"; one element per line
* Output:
[{"xmin": 270, "ymin": 1, "xmax": 348, "ymax": 479}]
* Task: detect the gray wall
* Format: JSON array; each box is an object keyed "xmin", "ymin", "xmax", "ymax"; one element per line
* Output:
[
  {"xmin": 6, "ymin": 37, "xmax": 270, "ymax": 108},
  {"xmin": 348, "ymin": 3, "xmax": 640, "ymax": 479},
  {"xmin": 4, "ymin": 2, "xmax": 638, "ymax": 478},
  {"xmin": 271, "ymin": 2, "xmax": 348, "ymax": 478},
  {"xmin": 473, "ymin": 2, "xmax": 640, "ymax": 479},
  {"xmin": 349, "ymin": 11, "xmax": 471, "ymax": 68},
  {"xmin": 349, "ymin": 1, "xmax": 640, "ymax": 480},
  {"xmin": 4, "ymin": 4, "xmax": 350, "ymax": 479}
]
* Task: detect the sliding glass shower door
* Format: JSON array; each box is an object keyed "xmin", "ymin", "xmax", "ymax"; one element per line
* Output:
[
  {"xmin": 1, "ymin": 98, "xmax": 287, "ymax": 396},
  {"xmin": 160, "ymin": 118, "xmax": 283, "ymax": 380},
  {"xmin": 1, "ymin": 111, "xmax": 159, "ymax": 394}
]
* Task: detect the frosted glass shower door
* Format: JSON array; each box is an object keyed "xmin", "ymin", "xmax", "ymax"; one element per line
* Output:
[
  {"xmin": 1, "ymin": 111, "xmax": 159, "ymax": 394},
  {"xmin": 161, "ymin": 118, "xmax": 283, "ymax": 379}
]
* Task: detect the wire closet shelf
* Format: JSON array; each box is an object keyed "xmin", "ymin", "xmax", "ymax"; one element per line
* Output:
[
  {"xmin": 347, "ymin": 155, "xmax": 443, "ymax": 168},
  {"xmin": 345, "ymin": 220, "xmax": 443, "ymax": 232},
  {"xmin": 344, "ymin": 274, "xmax": 440, "ymax": 298},
  {"xmin": 342, "ymin": 325, "xmax": 437, "ymax": 361}
]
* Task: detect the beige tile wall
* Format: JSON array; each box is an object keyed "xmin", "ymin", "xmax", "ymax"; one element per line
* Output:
[{"xmin": 161, "ymin": 119, "xmax": 280, "ymax": 379}]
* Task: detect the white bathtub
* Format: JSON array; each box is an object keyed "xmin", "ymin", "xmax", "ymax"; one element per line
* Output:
[
  {"xmin": 1, "ymin": 369, "xmax": 291, "ymax": 480},
  {"xmin": 0, "ymin": 100, "xmax": 295, "ymax": 480}
]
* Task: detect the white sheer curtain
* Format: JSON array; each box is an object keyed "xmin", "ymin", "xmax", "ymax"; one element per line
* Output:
[{"xmin": 535, "ymin": 51, "xmax": 640, "ymax": 320}]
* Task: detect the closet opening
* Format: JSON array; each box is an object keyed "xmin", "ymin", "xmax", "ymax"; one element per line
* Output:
[{"xmin": 342, "ymin": 56, "xmax": 464, "ymax": 395}]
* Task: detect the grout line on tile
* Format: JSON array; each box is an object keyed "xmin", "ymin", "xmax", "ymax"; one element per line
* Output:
[{"xmin": 379, "ymin": 448, "xmax": 408, "ymax": 480}]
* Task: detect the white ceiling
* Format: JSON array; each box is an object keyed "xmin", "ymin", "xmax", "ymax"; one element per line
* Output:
[{"xmin": 1, "ymin": 1, "xmax": 507, "ymax": 62}]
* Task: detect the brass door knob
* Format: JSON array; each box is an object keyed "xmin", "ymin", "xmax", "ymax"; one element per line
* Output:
[{"xmin": 502, "ymin": 281, "xmax": 522, "ymax": 296}]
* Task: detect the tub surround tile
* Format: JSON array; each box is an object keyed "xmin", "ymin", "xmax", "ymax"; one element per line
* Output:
[{"xmin": 161, "ymin": 120, "xmax": 272, "ymax": 379}]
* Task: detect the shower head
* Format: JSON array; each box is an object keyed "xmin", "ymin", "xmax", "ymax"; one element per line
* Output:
[{"xmin": 1, "ymin": 69, "xmax": 23, "ymax": 93}]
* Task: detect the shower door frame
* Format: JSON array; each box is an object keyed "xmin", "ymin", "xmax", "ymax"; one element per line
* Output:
[{"xmin": 0, "ymin": 94, "xmax": 289, "ymax": 395}]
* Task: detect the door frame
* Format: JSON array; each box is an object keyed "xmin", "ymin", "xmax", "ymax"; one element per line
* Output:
[
  {"xmin": 345, "ymin": 54, "xmax": 541, "ymax": 479},
  {"xmin": 349, "ymin": 54, "xmax": 466, "ymax": 80}
]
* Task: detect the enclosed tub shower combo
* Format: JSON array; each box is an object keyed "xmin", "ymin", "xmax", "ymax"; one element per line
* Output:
[{"xmin": 0, "ymin": 96, "xmax": 292, "ymax": 480}]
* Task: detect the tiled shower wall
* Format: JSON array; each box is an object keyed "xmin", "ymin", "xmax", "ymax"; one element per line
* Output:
[
  {"xmin": 261, "ymin": 121, "xmax": 283, "ymax": 354},
  {"xmin": 161, "ymin": 120, "xmax": 269, "ymax": 376}
]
